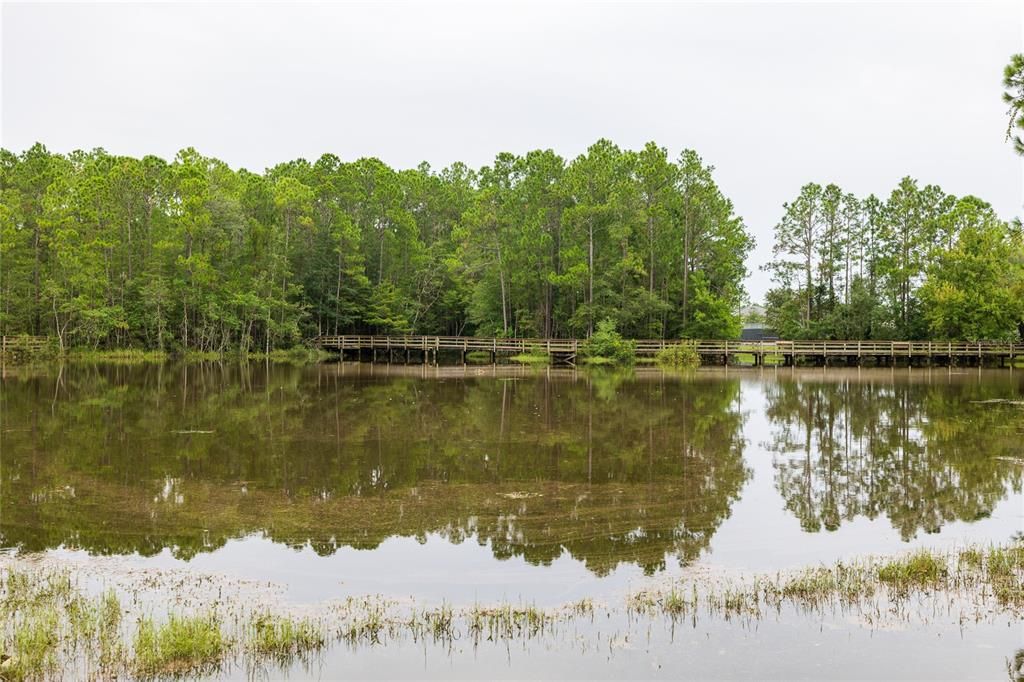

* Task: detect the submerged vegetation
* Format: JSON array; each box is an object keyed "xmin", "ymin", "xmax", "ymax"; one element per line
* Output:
[{"xmin": 2, "ymin": 543, "xmax": 1021, "ymax": 679}]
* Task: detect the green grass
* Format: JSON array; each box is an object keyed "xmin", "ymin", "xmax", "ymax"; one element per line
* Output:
[
  {"xmin": 660, "ymin": 588, "xmax": 694, "ymax": 615},
  {"xmin": 466, "ymin": 604, "xmax": 549, "ymax": 639},
  {"xmin": 1, "ymin": 543, "xmax": 1022, "ymax": 676},
  {"xmin": 579, "ymin": 356, "xmax": 617, "ymax": 366},
  {"xmin": 508, "ymin": 352, "xmax": 551, "ymax": 365},
  {"xmin": 962, "ymin": 544, "xmax": 1019, "ymax": 602},
  {"xmin": 777, "ymin": 563, "xmax": 875, "ymax": 606},
  {"xmin": 8, "ymin": 606, "xmax": 60, "ymax": 680},
  {"xmin": 133, "ymin": 613, "xmax": 226, "ymax": 677},
  {"xmin": 876, "ymin": 549, "xmax": 948, "ymax": 588},
  {"xmin": 465, "ymin": 350, "xmax": 493, "ymax": 363},
  {"xmin": 247, "ymin": 347, "xmax": 334, "ymax": 363},
  {"xmin": 249, "ymin": 614, "xmax": 325, "ymax": 660},
  {"xmin": 730, "ymin": 352, "xmax": 785, "ymax": 366},
  {"xmin": 633, "ymin": 545, "xmax": 1022, "ymax": 621},
  {"xmin": 65, "ymin": 348, "xmax": 170, "ymax": 363}
]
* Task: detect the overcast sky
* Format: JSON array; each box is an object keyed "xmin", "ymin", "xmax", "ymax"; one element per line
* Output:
[{"xmin": 3, "ymin": 1, "xmax": 1022, "ymax": 300}]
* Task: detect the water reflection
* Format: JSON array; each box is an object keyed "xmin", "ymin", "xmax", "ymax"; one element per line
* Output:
[
  {"xmin": 0, "ymin": 363, "xmax": 749, "ymax": 574},
  {"xmin": 1, "ymin": 363, "xmax": 1021, "ymax": 574},
  {"xmin": 763, "ymin": 371, "xmax": 1024, "ymax": 538}
]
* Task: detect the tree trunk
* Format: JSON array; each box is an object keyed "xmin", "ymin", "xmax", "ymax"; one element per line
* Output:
[
  {"xmin": 588, "ymin": 218, "xmax": 594, "ymax": 336},
  {"xmin": 497, "ymin": 238, "xmax": 508, "ymax": 335},
  {"xmin": 682, "ymin": 214, "xmax": 691, "ymax": 327}
]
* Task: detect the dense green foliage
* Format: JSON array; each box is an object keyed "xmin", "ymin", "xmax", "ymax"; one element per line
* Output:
[
  {"xmin": 0, "ymin": 141, "xmax": 752, "ymax": 351},
  {"xmin": 763, "ymin": 180, "xmax": 1024, "ymax": 340},
  {"xmin": 655, "ymin": 343, "xmax": 700, "ymax": 369},
  {"xmin": 579, "ymin": 318, "xmax": 637, "ymax": 365}
]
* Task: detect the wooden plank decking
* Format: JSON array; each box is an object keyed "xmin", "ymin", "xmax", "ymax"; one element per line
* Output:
[{"xmin": 312, "ymin": 335, "xmax": 1022, "ymax": 367}]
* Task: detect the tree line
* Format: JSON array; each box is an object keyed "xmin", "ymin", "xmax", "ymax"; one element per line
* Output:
[
  {"xmin": 4, "ymin": 55, "xmax": 1024, "ymax": 351},
  {"xmin": 0, "ymin": 140, "xmax": 752, "ymax": 351},
  {"xmin": 761, "ymin": 53, "xmax": 1024, "ymax": 342},
  {"xmin": 762, "ymin": 179, "xmax": 1023, "ymax": 340}
]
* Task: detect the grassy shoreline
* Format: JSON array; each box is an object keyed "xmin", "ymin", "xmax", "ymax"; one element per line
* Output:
[
  {"xmin": 2, "ymin": 543, "xmax": 1021, "ymax": 679},
  {"xmin": 2, "ymin": 347, "xmax": 338, "ymax": 365}
]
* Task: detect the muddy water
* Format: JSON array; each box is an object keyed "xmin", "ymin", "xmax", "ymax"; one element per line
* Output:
[{"xmin": 2, "ymin": 362, "xmax": 1022, "ymax": 678}]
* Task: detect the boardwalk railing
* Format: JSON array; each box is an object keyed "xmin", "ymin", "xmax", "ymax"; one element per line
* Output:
[
  {"xmin": 314, "ymin": 335, "xmax": 581, "ymax": 354},
  {"xmin": 312, "ymin": 335, "xmax": 1020, "ymax": 365},
  {"xmin": 0, "ymin": 335, "xmax": 50, "ymax": 357}
]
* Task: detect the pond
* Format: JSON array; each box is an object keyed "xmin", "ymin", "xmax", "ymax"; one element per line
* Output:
[{"xmin": 2, "ymin": 362, "xmax": 1022, "ymax": 679}]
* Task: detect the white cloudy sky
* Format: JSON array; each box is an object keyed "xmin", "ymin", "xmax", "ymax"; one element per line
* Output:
[{"xmin": 3, "ymin": 1, "xmax": 1022, "ymax": 300}]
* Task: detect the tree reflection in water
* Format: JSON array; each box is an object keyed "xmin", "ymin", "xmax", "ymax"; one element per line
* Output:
[
  {"xmin": 3, "ymin": 363, "xmax": 1021, "ymax": 573},
  {"xmin": 0, "ymin": 363, "xmax": 749, "ymax": 575},
  {"xmin": 763, "ymin": 371, "xmax": 1024, "ymax": 539}
]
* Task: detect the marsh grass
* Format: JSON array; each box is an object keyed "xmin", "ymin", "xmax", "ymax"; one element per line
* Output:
[
  {"xmin": 632, "ymin": 545, "xmax": 1024, "ymax": 622},
  {"xmin": 133, "ymin": 613, "xmax": 226, "ymax": 677},
  {"xmin": 466, "ymin": 604, "xmax": 550, "ymax": 640},
  {"xmin": 965, "ymin": 544, "xmax": 1024, "ymax": 606},
  {"xmin": 341, "ymin": 600, "xmax": 389, "ymax": 644},
  {"xmin": 1, "ymin": 569, "xmax": 70, "ymax": 681},
  {"xmin": 2, "ymin": 543, "xmax": 1022, "ymax": 678},
  {"xmin": 65, "ymin": 349, "xmax": 169, "ymax": 363},
  {"xmin": 425, "ymin": 603, "xmax": 455, "ymax": 641},
  {"xmin": 876, "ymin": 550, "xmax": 948, "ymax": 589},
  {"xmin": 579, "ymin": 355, "xmax": 617, "ymax": 366},
  {"xmin": 8, "ymin": 606, "xmax": 60, "ymax": 680},
  {"xmin": 508, "ymin": 351, "xmax": 551, "ymax": 366},
  {"xmin": 249, "ymin": 614, "xmax": 325, "ymax": 660}
]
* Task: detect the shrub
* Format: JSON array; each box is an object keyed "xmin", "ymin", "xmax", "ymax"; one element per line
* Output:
[
  {"xmin": 655, "ymin": 344, "xmax": 700, "ymax": 369},
  {"xmin": 580, "ymin": 319, "xmax": 636, "ymax": 365}
]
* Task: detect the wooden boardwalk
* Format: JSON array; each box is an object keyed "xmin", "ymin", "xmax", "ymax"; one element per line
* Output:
[
  {"xmin": 0, "ymin": 335, "xmax": 49, "ymax": 358},
  {"xmin": 2, "ymin": 334, "xmax": 1018, "ymax": 367},
  {"xmin": 313, "ymin": 335, "xmax": 1023, "ymax": 367}
]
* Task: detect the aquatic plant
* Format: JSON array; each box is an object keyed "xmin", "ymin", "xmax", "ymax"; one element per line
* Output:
[
  {"xmin": 249, "ymin": 614, "xmax": 325, "ymax": 659},
  {"xmin": 876, "ymin": 550, "xmax": 948, "ymax": 589},
  {"xmin": 1, "ymin": 543, "xmax": 1023, "ymax": 679},
  {"xmin": 133, "ymin": 614, "xmax": 226, "ymax": 677}
]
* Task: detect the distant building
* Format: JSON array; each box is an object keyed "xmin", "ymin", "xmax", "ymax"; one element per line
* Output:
[
  {"xmin": 740, "ymin": 323, "xmax": 778, "ymax": 341},
  {"xmin": 739, "ymin": 304, "xmax": 777, "ymax": 340}
]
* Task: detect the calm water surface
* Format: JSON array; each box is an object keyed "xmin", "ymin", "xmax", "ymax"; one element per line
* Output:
[{"xmin": 2, "ymin": 361, "xmax": 1022, "ymax": 678}]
